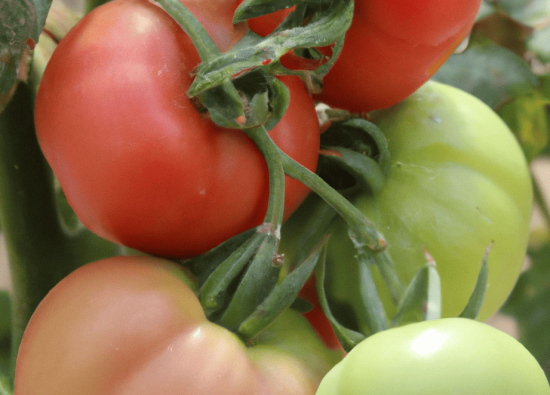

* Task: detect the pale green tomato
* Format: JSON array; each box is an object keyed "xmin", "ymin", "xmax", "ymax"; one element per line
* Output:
[
  {"xmin": 316, "ymin": 318, "xmax": 550, "ymax": 395},
  {"xmin": 326, "ymin": 81, "xmax": 533, "ymax": 330}
]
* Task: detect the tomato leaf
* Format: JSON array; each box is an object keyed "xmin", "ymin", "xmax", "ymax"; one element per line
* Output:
[
  {"xmin": 432, "ymin": 40, "xmax": 539, "ymax": 109},
  {"xmin": 188, "ymin": 0, "xmax": 353, "ymax": 97},
  {"xmin": 501, "ymin": 239, "xmax": 550, "ymax": 380},
  {"xmin": 528, "ymin": 24, "xmax": 550, "ymax": 62},
  {"xmin": 498, "ymin": 91, "xmax": 550, "ymax": 162},
  {"xmin": 496, "ymin": 0, "xmax": 550, "ymax": 27},
  {"xmin": 0, "ymin": 0, "xmax": 51, "ymax": 112}
]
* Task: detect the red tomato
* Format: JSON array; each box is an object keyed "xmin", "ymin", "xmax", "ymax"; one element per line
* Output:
[
  {"xmin": 243, "ymin": 5, "xmax": 295, "ymax": 37},
  {"xmin": 34, "ymin": 0, "xmax": 320, "ymax": 258},
  {"xmin": 315, "ymin": 0, "xmax": 483, "ymax": 112},
  {"xmin": 14, "ymin": 256, "xmax": 343, "ymax": 395},
  {"xmin": 298, "ymin": 275, "xmax": 342, "ymax": 351}
]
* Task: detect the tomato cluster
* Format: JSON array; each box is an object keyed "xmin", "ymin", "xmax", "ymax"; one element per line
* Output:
[
  {"xmin": 7, "ymin": 0, "xmax": 549, "ymax": 393},
  {"xmin": 15, "ymin": 256, "xmax": 342, "ymax": 395},
  {"xmin": 34, "ymin": 0, "xmax": 320, "ymax": 258}
]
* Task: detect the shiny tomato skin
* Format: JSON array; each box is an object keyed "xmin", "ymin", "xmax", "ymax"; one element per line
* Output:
[
  {"xmin": 315, "ymin": 0, "xmax": 483, "ymax": 113},
  {"xmin": 316, "ymin": 318, "xmax": 550, "ymax": 394},
  {"xmin": 325, "ymin": 81, "xmax": 533, "ymax": 327},
  {"xmin": 14, "ymin": 256, "xmax": 343, "ymax": 395},
  {"xmin": 34, "ymin": 0, "xmax": 320, "ymax": 258}
]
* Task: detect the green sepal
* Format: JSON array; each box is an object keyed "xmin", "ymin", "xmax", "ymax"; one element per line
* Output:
[
  {"xmin": 217, "ymin": 233, "xmax": 281, "ymax": 330},
  {"xmin": 392, "ymin": 252, "xmax": 442, "ymax": 327},
  {"xmin": 262, "ymin": 76, "xmax": 290, "ymax": 131},
  {"xmin": 353, "ymin": 252, "xmax": 390, "ymax": 333},
  {"xmin": 315, "ymin": 243, "xmax": 366, "ymax": 352},
  {"xmin": 290, "ymin": 297, "xmax": 314, "ymax": 314},
  {"xmin": 318, "ymin": 147, "xmax": 386, "ymax": 195},
  {"xmin": 188, "ymin": 0, "xmax": 353, "ymax": 97},
  {"xmin": 198, "ymin": 233, "xmax": 266, "ymax": 318},
  {"xmin": 237, "ymin": 238, "xmax": 324, "ymax": 340},
  {"xmin": 196, "ymin": 81, "xmax": 245, "ymax": 129},
  {"xmin": 182, "ymin": 228, "xmax": 256, "ymax": 285},
  {"xmin": 320, "ymin": 117, "xmax": 391, "ymax": 177},
  {"xmin": 459, "ymin": 244, "xmax": 491, "ymax": 320}
]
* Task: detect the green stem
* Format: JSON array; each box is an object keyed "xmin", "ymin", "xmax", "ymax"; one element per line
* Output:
[
  {"xmin": 279, "ymin": 148, "xmax": 387, "ymax": 252},
  {"xmin": 243, "ymin": 126, "xmax": 286, "ymax": 229},
  {"xmin": 154, "ymin": 0, "xmax": 222, "ymax": 62}
]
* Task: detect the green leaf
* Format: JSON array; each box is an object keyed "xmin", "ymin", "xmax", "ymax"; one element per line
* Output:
[
  {"xmin": 0, "ymin": 292, "xmax": 11, "ymax": 384},
  {"xmin": 0, "ymin": 0, "xmax": 51, "ymax": 110},
  {"xmin": 432, "ymin": 41, "xmax": 539, "ymax": 109},
  {"xmin": 478, "ymin": 1, "xmax": 497, "ymax": 21},
  {"xmin": 495, "ymin": 0, "xmax": 550, "ymax": 27},
  {"xmin": 0, "ymin": 374, "xmax": 12, "ymax": 395},
  {"xmin": 528, "ymin": 23, "xmax": 550, "ymax": 62},
  {"xmin": 498, "ymin": 91, "xmax": 550, "ymax": 162},
  {"xmin": 188, "ymin": 0, "xmax": 353, "ymax": 97},
  {"xmin": 501, "ymin": 240, "xmax": 550, "ymax": 380}
]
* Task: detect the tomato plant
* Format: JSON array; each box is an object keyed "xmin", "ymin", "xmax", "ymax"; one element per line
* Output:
[
  {"xmin": 316, "ymin": 318, "xmax": 550, "ymax": 394},
  {"xmin": 34, "ymin": 0, "xmax": 321, "ymax": 258},
  {"xmin": 324, "ymin": 81, "xmax": 533, "ymax": 330},
  {"xmin": 14, "ymin": 256, "xmax": 342, "ymax": 395},
  {"xmin": 314, "ymin": 0, "xmax": 483, "ymax": 113}
]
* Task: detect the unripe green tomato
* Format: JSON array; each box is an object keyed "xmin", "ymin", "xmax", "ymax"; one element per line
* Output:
[
  {"xmin": 316, "ymin": 318, "xmax": 550, "ymax": 395},
  {"xmin": 325, "ymin": 81, "xmax": 533, "ymax": 329}
]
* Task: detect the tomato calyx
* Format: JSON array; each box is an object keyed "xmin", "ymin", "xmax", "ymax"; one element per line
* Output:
[{"xmin": 278, "ymin": 114, "xmax": 493, "ymax": 352}]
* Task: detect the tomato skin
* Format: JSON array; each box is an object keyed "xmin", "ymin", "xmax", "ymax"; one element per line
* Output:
[
  {"xmin": 325, "ymin": 81, "xmax": 533, "ymax": 328},
  {"xmin": 245, "ymin": 6, "xmax": 294, "ymax": 37},
  {"xmin": 34, "ymin": 0, "xmax": 320, "ymax": 258},
  {"xmin": 315, "ymin": 0, "xmax": 482, "ymax": 113},
  {"xmin": 298, "ymin": 275, "xmax": 342, "ymax": 351},
  {"xmin": 316, "ymin": 318, "xmax": 550, "ymax": 394},
  {"xmin": 14, "ymin": 256, "xmax": 342, "ymax": 395}
]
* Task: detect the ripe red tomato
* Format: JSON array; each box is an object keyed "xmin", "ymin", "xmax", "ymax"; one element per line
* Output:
[
  {"xmin": 298, "ymin": 275, "xmax": 342, "ymax": 351},
  {"xmin": 34, "ymin": 0, "xmax": 320, "ymax": 258},
  {"xmin": 314, "ymin": 0, "xmax": 483, "ymax": 112},
  {"xmin": 14, "ymin": 256, "xmax": 343, "ymax": 395},
  {"xmin": 244, "ymin": 5, "xmax": 294, "ymax": 37}
]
